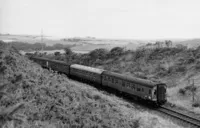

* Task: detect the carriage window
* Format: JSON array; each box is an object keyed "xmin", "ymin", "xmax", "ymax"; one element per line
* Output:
[
  {"xmin": 137, "ymin": 88, "xmax": 141, "ymax": 91},
  {"xmin": 122, "ymin": 81, "xmax": 125, "ymax": 87},
  {"xmin": 131, "ymin": 84, "xmax": 135, "ymax": 90},
  {"xmin": 112, "ymin": 78, "xmax": 114, "ymax": 83},
  {"xmin": 141, "ymin": 88, "xmax": 144, "ymax": 92},
  {"xmin": 154, "ymin": 90, "xmax": 157, "ymax": 95},
  {"xmin": 115, "ymin": 79, "xmax": 118, "ymax": 84},
  {"xmin": 127, "ymin": 82, "xmax": 130, "ymax": 87}
]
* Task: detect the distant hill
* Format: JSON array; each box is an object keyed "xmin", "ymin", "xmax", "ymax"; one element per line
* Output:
[{"xmin": 178, "ymin": 39, "xmax": 200, "ymax": 48}]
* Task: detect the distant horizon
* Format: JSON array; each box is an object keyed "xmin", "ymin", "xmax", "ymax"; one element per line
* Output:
[{"xmin": 1, "ymin": 33, "xmax": 199, "ymax": 41}]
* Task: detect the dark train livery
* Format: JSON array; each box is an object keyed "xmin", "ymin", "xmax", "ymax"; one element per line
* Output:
[{"xmin": 30, "ymin": 56, "xmax": 167, "ymax": 105}]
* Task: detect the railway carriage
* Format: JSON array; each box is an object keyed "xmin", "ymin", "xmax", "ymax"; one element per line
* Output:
[
  {"xmin": 30, "ymin": 57, "xmax": 167, "ymax": 105},
  {"xmin": 102, "ymin": 71, "xmax": 167, "ymax": 105},
  {"xmin": 70, "ymin": 64, "xmax": 104, "ymax": 85},
  {"xmin": 48, "ymin": 60, "xmax": 70, "ymax": 74},
  {"xmin": 30, "ymin": 57, "xmax": 50, "ymax": 68}
]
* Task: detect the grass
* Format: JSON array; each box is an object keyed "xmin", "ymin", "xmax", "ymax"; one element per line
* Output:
[
  {"xmin": 35, "ymin": 42, "xmax": 200, "ymax": 115},
  {"xmin": 167, "ymin": 75, "xmax": 200, "ymax": 114},
  {"xmin": 0, "ymin": 42, "xmax": 185, "ymax": 127}
]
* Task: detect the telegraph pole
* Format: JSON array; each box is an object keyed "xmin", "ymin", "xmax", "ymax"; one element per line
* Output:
[
  {"xmin": 41, "ymin": 29, "xmax": 43, "ymax": 51},
  {"xmin": 192, "ymin": 79, "xmax": 195, "ymax": 102}
]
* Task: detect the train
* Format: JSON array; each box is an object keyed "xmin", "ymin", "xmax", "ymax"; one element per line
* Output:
[{"xmin": 30, "ymin": 56, "xmax": 167, "ymax": 105}]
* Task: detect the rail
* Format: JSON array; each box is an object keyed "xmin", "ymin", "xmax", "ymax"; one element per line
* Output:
[{"xmin": 158, "ymin": 105, "xmax": 200, "ymax": 127}]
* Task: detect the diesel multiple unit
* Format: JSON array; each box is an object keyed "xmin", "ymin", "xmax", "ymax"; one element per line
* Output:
[{"xmin": 30, "ymin": 56, "xmax": 167, "ymax": 105}]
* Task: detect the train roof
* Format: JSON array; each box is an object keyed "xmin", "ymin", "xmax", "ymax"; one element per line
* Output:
[
  {"xmin": 31, "ymin": 57, "xmax": 69, "ymax": 65},
  {"xmin": 31, "ymin": 56, "xmax": 50, "ymax": 61},
  {"xmin": 70, "ymin": 64, "xmax": 104, "ymax": 74},
  {"xmin": 102, "ymin": 71, "xmax": 159, "ymax": 88},
  {"xmin": 48, "ymin": 59, "xmax": 69, "ymax": 65}
]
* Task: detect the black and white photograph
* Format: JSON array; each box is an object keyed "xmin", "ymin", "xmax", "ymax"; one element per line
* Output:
[{"xmin": 0, "ymin": 0, "xmax": 200, "ymax": 127}]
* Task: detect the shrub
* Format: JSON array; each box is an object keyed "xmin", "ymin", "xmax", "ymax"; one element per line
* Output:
[
  {"xmin": 195, "ymin": 60, "xmax": 200, "ymax": 69},
  {"xmin": 64, "ymin": 47, "xmax": 73, "ymax": 56},
  {"xmin": 89, "ymin": 48, "xmax": 108, "ymax": 60},
  {"xmin": 176, "ymin": 44, "xmax": 187, "ymax": 50},
  {"xmin": 185, "ymin": 56, "xmax": 195, "ymax": 64},
  {"xmin": 175, "ymin": 65, "xmax": 186, "ymax": 72},
  {"xmin": 134, "ymin": 49, "xmax": 145, "ymax": 59},
  {"xmin": 132, "ymin": 118, "xmax": 140, "ymax": 128},
  {"xmin": 184, "ymin": 85, "xmax": 197, "ymax": 92},
  {"xmin": 178, "ymin": 88, "xmax": 186, "ymax": 95},
  {"xmin": 0, "ymin": 62, "xmax": 7, "ymax": 73},
  {"xmin": 4, "ymin": 55, "xmax": 16, "ymax": 65},
  {"xmin": 109, "ymin": 47, "xmax": 124, "ymax": 57},
  {"xmin": 192, "ymin": 102, "xmax": 200, "ymax": 107},
  {"xmin": 64, "ymin": 47, "xmax": 73, "ymax": 63},
  {"xmin": 54, "ymin": 52, "xmax": 61, "ymax": 56}
]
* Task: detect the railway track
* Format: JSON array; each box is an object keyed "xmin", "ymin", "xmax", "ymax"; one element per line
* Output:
[{"xmin": 157, "ymin": 105, "xmax": 200, "ymax": 127}]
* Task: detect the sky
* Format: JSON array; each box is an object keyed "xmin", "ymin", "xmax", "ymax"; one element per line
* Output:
[{"xmin": 0, "ymin": 0, "xmax": 200, "ymax": 39}]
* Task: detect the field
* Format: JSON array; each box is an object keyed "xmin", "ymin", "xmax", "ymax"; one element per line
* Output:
[
  {"xmin": 2, "ymin": 34, "xmax": 200, "ymax": 53},
  {"xmin": 0, "ymin": 34, "xmax": 144, "ymax": 52},
  {"xmin": 0, "ymin": 41, "xmax": 186, "ymax": 127}
]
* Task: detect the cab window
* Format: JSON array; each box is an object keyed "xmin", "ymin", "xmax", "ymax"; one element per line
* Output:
[{"xmin": 154, "ymin": 90, "xmax": 157, "ymax": 95}]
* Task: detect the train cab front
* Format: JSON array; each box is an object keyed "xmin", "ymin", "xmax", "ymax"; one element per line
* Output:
[{"xmin": 157, "ymin": 83, "xmax": 167, "ymax": 105}]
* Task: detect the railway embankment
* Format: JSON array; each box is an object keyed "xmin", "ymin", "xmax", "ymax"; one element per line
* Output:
[
  {"xmin": 61, "ymin": 45, "xmax": 200, "ymax": 115},
  {"xmin": 0, "ymin": 42, "xmax": 185, "ymax": 127},
  {"xmin": 40, "ymin": 44, "xmax": 200, "ymax": 115},
  {"xmin": 100, "ymin": 47, "xmax": 200, "ymax": 115}
]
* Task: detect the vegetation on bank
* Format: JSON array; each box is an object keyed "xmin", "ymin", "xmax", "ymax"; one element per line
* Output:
[
  {"xmin": 0, "ymin": 41, "xmax": 184, "ymax": 127},
  {"xmin": 32, "ymin": 40, "xmax": 200, "ymax": 113}
]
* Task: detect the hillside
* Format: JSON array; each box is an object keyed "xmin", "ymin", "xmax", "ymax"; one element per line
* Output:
[
  {"xmin": 179, "ymin": 39, "xmax": 200, "ymax": 48},
  {"xmin": 44, "ymin": 45, "xmax": 200, "ymax": 114},
  {"xmin": 0, "ymin": 43, "xmax": 184, "ymax": 127},
  {"xmin": 90, "ymin": 47, "xmax": 200, "ymax": 114}
]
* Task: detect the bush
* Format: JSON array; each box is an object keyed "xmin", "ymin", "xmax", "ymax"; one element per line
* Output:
[
  {"xmin": 175, "ymin": 65, "xmax": 186, "ymax": 72},
  {"xmin": 195, "ymin": 60, "xmax": 200, "ymax": 69},
  {"xmin": 89, "ymin": 48, "xmax": 108, "ymax": 60},
  {"xmin": 54, "ymin": 52, "xmax": 61, "ymax": 56},
  {"xmin": 134, "ymin": 49, "xmax": 146, "ymax": 59},
  {"xmin": 4, "ymin": 55, "xmax": 16, "ymax": 65},
  {"xmin": 178, "ymin": 88, "xmax": 186, "ymax": 95},
  {"xmin": 109, "ymin": 47, "xmax": 124, "ymax": 57},
  {"xmin": 184, "ymin": 85, "xmax": 197, "ymax": 92},
  {"xmin": 192, "ymin": 102, "xmax": 200, "ymax": 107},
  {"xmin": 132, "ymin": 118, "xmax": 140, "ymax": 128}
]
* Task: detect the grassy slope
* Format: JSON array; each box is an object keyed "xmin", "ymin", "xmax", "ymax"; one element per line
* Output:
[
  {"xmin": 93, "ymin": 47, "xmax": 200, "ymax": 114},
  {"xmin": 0, "ymin": 44, "xmax": 184, "ymax": 127}
]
